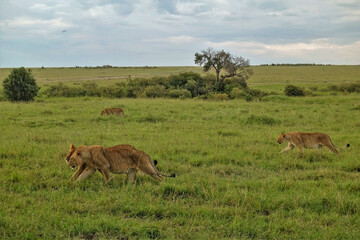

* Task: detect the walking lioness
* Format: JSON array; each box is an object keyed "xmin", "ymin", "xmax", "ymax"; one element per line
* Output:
[
  {"xmin": 277, "ymin": 131, "xmax": 350, "ymax": 154},
  {"xmin": 66, "ymin": 144, "xmax": 175, "ymax": 183}
]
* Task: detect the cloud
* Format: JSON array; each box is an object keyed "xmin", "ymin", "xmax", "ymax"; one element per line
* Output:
[
  {"xmin": 207, "ymin": 39, "xmax": 360, "ymax": 64},
  {"xmin": 0, "ymin": 16, "xmax": 73, "ymax": 40},
  {"xmin": 0, "ymin": 0, "xmax": 359, "ymax": 67},
  {"xmin": 175, "ymin": 2, "xmax": 207, "ymax": 15},
  {"xmin": 147, "ymin": 35, "xmax": 197, "ymax": 44},
  {"xmin": 86, "ymin": 4, "xmax": 119, "ymax": 21},
  {"xmin": 29, "ymin": 3, "xmax": 52, "ymax": 11}
]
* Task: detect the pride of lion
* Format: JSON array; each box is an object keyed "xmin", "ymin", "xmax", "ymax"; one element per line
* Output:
[
  {"xmin": 65, "ymin": 144, "xmax": 175, "ymax": 183},
  {"xmin": 64, "ymin": 106, "xmax": 350, "ymax": 184},
  {"xmin": 277, "ymin": 131, "xmax": 350, "ymax": 154}
]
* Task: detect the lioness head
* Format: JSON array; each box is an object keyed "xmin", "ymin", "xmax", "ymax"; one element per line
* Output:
[
  {"xmin": 65, "ymin": 144, "xmax": 82, "ymax": 168},
  {"xmin": 68, "ymin": 147, "xmax": 91, "ymax": 168},
  {"xmin": 68, "ymin": 149, "xmax": 83, "ymax": 169},
  {"xmin": 65, "ymin": 144, "xmax": 76, "ymax": 163},
  {"xmin": 277, "ymin": 133, "xmax": 287, "ymax": 144}
]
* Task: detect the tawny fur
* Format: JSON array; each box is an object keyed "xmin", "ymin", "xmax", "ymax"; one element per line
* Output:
[
  {"xmin": 100, "ymin": 108, "xmax": 125, "ymax": 117},
  {"xmin": 65, "ymin": 144, "xmax": 137, "ymax": 182},
  {"xmin": 277, "ymin": 131, "xmax": 349, "ymax": 154},
  {"xmin": 65, "ymin": 144, "xmax": 175, "ymax": 183}
]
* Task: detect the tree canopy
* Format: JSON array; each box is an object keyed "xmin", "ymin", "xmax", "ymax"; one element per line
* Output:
[
  {"xmin": 194, "ymin": 48, "xmax": 253, "ymax": 92},
  {"xmin": 2, "ymin": 67, "xmax": 40, "ymax": 101}
]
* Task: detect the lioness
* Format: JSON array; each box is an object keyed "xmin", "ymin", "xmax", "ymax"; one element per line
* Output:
[
  {"xmin": 67, "ymin": 145, "xmax": 175, "ymax": 183},
  {"xmin": 65, "ymin": 144, "xmax": 139, "ymax": 182},
  {"xmin": 277, "ymin": 131, "xmax": 350, "ymax": 154},
  {"xmin": 101, "ymin": 108, "xmax": 125, "ymax": 117}
]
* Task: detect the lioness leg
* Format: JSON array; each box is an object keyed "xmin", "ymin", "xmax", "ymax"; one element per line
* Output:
[
  {"xmin": 280, "ymin": 144, "xmax": 295, "ymax": 153},
  {"xmin": 126, "ymin": 168, "xmax": 138, "ymax": 183},
  {"xmin": 77, "ymin": 167, "xmax": 96, "ymax": 181},
  {"xmin": 139, "ymin": 164, "xmax": 163, "ymax": 181},
  {"xmin": 98, "ymin": 169, "xmax": 111, "ymax": 183},
  {"xmin": 323, "ymin": 143, "xmax": 339, "ymax": 154},
  {"xmin": 69, "ymin": 164, "xmax": 86, "ymax": 182}
]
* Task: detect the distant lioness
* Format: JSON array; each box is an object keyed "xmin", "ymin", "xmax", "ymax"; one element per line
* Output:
[
  {"xmin": 277, "ymin": 131, "xmax": 350, "ymax": 154},
  {"xmin": 101, "ymin": 108, "xmax": 125, "ymax": 117},
  {"xmin": 67, "ymin": 145, "xmax": 175, "ymax": 183}
]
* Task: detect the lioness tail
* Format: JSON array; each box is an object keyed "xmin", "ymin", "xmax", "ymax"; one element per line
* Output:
[
  {"xmin": 330, "ymin": 138, "xmax": 350, "ymax": 149},
  {"xmin": 335, "ymin": 143, "xmax": 350, "ymax": 149}
]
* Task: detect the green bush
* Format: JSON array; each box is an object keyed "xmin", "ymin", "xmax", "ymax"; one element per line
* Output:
[
  {"xmin": 338, "ymin": 82, "xmax": 360, "ymax": 93},
  {"xmin": 144, "ymin": 85, "xmax": 167, "ymax": 98},
  {"xmin": 284, "ymin": 85, "xmax": 305, "ymax": 96},
  {"xmin": 82, "ymin": 82, "xmax": 101, "ymax": 96},
  {"xmin": 43, "ymin": 83, "xmax": 85, "ymax": 97},
  {"xmin": 99, "ymin": 86, "xmax": 127, "ymax": 98},
  {"xmin": 167, "ymin": 89, "xmax": 192, "ymax": 98},
  {"xmin": 2, "ymin": 67, "xmax": 40, "ymax": 101},
  {"xmin": 229, "ymin": 88, "xmax": 247, "ymax": 99}
]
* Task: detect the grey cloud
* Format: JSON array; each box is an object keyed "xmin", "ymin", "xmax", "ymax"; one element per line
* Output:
[{"xmin": 0, "ymin": 0, "xmax": 359, "ymax": 67}]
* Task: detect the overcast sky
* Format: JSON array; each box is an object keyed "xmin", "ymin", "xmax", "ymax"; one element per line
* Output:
[{"xmin": 1, "ymin": 0, "xmax": 360, "ymax": 67}]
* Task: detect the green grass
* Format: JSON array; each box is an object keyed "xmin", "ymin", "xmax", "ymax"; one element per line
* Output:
[
  {"xmin": 0, "ymin": 66, "xmax": 204, "ymax": 86},
  {"xmin": 1, "ymin": 65, "xmax": 359, "ymax": 87},
  {"xmin": 249, "ymin": 65, "xmax": 360, "ymax": 94},
  {"xmin": 1, "ymin": 93, "xmax": 360, "ymax": 239}
]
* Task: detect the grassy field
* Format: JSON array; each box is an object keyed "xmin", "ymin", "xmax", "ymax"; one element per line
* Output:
[
  {"xmin": 0, "ymin": 66, "xmax": 204, "ymax": 87},
  {"xmin": 0, "ymin": 66, "xmax": 360, "ymax": 239},
  {"xmin": 1, "ymin": 65, "xmax": 359, "ymax": 87}
]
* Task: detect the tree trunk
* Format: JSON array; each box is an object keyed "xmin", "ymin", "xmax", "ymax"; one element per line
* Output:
[{"xmin": 216, "ymin": 70, "xmax": 220, "ymax": 82}]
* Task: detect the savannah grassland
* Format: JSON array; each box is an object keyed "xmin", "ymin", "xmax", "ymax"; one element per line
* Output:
[{"xmin": 0, "ymin": 66, "xmax": 360, "ymax": 239}]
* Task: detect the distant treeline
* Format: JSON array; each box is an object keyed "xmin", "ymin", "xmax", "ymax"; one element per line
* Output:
[
  {"xmin": 260, "ymin": 63, "xmax": 334, "ymax": 66},
  {"xmin": 41, "ymin": 65, "xmax": 158, "ymax": 69}
]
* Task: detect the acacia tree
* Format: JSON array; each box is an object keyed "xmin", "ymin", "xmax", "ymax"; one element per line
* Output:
[
  {"xmin": 222, "ymin": 55, "xmax": 253, "ymax": 89},
  {"xmin": 194, "ymin": 48, "xmax": 252, "ymax": 92},
  {"xmin": 194, "ymin": 48, "xmax": 230, "ymax": 83},
  {"xmin": 2, "ymin": 67, "xmax": 40, "ymax": 101}
]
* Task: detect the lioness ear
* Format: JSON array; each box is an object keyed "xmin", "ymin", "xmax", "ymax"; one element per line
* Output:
[{"xmin": 70, "ymin": 144, "xmax": 75, "ymax": 150}]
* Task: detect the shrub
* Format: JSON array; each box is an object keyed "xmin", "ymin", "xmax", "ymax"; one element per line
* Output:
[
  {"xmin": 169, "ymin": 72, "xmax": 203, "ymax": 88},
  {"xmin": 99, "ymin": 86, "xmax": 126, "ymax": 98},
  {"xmin": 214, "ymin": 93, "xmax": 228, "ymax": 101},
  {"xmin": 338, "ymin": 82, "xmax": 360, "ymax": 93},
  {"xmin": 246, "ymin": 88, "xmax": 268, "ymax": 98},
  {"xmin": 2, "ymin": 67, "xmax": 40, "ymax": 101},
  {"xmin": 43, "ymin": 83, "xmax": 85, "ymax": 97},
  {"xmin": 284, "ymin": 85, "xmax": 305, "ymax": 97},
  {"xmin": 82, "ymin": 82, "xmax": 100, "ymax": 96},
  {"xmin": 229, "ymin": 88, "xmax": 247, "ymax": 99},
  {"xmin": 167, "ymin": 89, "xmax": 192, "ymax": 99},
  {"xmin": 144, "ymin": 85, "xmax": 166, "ymax": 98}
]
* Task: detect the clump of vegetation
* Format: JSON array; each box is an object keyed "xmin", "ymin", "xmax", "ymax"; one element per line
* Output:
[
  {"xmin": 43, "ymin": 71, "xmax": 268, "ymax": 100},
  {"xmin": 2, "ymin": 67, "xmax": 40, "ymax": 101},
  {"xmin": 328, "ymin": 81, "xmax": 360, "ymax": 93},
  {"xmin": 284, "ymin": 85, "xmax": 305, "ymax": 96}
]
